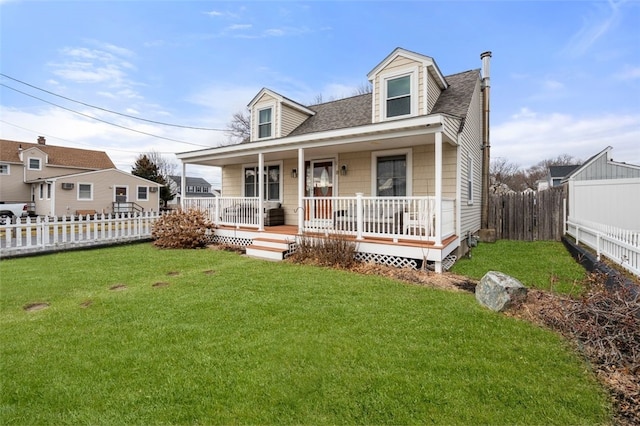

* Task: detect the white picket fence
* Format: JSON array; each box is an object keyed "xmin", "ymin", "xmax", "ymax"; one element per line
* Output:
[
  {"xmin": 0, "ymin": 212, "xmax": 162, "ymax": 257},
  {"xmin": 566, "ymin": 217, "xmax": 640, "ymax": 277}
]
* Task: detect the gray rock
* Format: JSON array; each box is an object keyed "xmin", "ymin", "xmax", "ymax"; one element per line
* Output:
[{"xmin": 476, "ymin": 271, "xmax": 528, "ymax": 312}]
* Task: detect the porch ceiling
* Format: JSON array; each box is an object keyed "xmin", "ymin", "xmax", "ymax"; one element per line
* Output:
[{"xmin": 179, "ymin": 121, "xmax": 457, "ymax": 168}]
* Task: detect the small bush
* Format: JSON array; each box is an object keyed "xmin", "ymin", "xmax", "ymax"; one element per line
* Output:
[
  {"xmin": 289, "ymin": 233, "xmax": 357, "ymax": 269},
  {"xmin": 152, "ymin": 209, "xmax": 214, "ymax": 249}
]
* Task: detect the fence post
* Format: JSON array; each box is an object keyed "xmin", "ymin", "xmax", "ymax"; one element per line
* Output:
[{"xmin": 596, "ymin": 233, "xmax": 601, "ymax": 261}]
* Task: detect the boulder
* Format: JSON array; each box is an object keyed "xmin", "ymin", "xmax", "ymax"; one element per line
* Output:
[{"xmin": 476, "ymin": 271, "xmax": 528, "ymax": 312}]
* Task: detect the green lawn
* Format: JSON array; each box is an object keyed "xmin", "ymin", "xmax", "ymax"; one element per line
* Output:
[
  {"xmin": 1, "ymin": 244, "xmax": 609, "ymax": 424},
  {"xmin": 451, "ymin": 240, "xmax": 587, "ymax": 294}
]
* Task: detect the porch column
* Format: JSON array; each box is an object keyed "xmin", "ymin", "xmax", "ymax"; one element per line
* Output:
[
  {"xmin": 258, "ymin": 152, "xmax": 264, "ymax": 231},
  {"xmin": 434, "ymin": 131, "xmax": 443, "ymax": 248},
  {"xmin": 297, "ymin": 148, "xmax": 305, "ymax": 234},
  {"xmin": 180, "ymin": 162, "xmax": 186, "ymax": 210}
]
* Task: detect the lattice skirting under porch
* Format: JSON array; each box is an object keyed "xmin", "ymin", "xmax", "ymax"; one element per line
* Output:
[
  {"xmin": 210, "ymin": 234, "xmax": 252, "ymax": 247},
  {"xmin": 355, "ymin": 252, "xmax": 419, "ymax": 270}
]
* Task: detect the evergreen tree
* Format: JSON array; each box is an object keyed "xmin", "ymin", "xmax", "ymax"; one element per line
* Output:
[{"xmin": 132, "ymin": 154, "xmax": 175, "ymax": 207}]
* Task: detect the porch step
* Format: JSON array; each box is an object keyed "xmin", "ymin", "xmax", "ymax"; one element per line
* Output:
[{"xmin": 245, "ymin": 237, "xmax": 293, "ymax": 261}]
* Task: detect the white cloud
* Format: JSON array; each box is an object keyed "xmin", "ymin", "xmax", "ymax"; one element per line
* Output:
[
  {"xmin": 561, "ymin": 0, "xmax": 625, "ymax": 57},
  {"xmin": 493, "ymin": 109, "xmax": 640, "ymax": 167},
  {"xmin": 228, "ymin": 24, "xmax": 252, "ymax": 30},
  {"xmin": 614, "ymin": 65, "xmax": 640, "ymax": 81}
]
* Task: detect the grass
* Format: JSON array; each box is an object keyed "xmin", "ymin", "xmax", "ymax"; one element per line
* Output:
[
  {"xmin": 451, "ymin": 240, "xmax": 587, "ymax": 294},
  {"xmin": 1, "ymin": 244, "xmax": 610, "ymax": 424}
]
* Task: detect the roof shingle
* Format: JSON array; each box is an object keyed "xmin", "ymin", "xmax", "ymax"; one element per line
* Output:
[{"xmin": 0, "ymin": 139, "xmax": 115, "ymax": 169}]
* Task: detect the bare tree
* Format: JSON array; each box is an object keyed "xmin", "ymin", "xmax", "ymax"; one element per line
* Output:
[
  {"xmin": 145, "ymin": 149, "xmax": 178, "ymax": 179},
  {"xmin": 352, "ymin": 82, "xmax": 372, "ymax": 95},
  {"xmin": 225, "ymin": 109, "xmax": 251, "ymax": 144}
]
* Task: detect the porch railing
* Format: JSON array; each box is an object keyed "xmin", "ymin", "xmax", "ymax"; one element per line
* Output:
[
  {"xmin": 303, "ymin": 195, "xmax": 455, "ymax": 243},
  {"xmin": 183, "ymin": 197, "xmax": 261, "ymax": 228},
  {"xmin": 183, "ymin": 196, "xmax": 456, "ymax": 243}
]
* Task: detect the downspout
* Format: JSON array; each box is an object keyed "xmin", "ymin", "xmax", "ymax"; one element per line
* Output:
[
  {"xmin": 480, "ymin": 51, "xmax": 492, "ymax": 230},
  {"xmin": 180, "ymin": 162, "xmax": 186, "ymax": 210}
]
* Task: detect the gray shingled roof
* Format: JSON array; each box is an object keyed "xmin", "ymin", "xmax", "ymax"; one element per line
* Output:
[
  {"xmin": 287, "ymin": 69, "xmax": 480, "ymax": 138},
  {"xmin": 432, "ymin": 69, "xmax": 480, "ymax": 118},
  {"xmin": 168, "ymin": 175, "xmax": 212, "ymax": 188},
  {"xmin": 288, "ymin": 94, "xmax": 372, "ymax": 137}
]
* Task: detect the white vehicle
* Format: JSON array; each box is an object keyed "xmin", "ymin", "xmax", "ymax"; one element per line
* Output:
[{"xmin": 0, "ymin": 202, "xmax": 36, "ymax": 219}]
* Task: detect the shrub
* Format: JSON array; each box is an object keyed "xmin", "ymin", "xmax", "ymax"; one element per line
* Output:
[
  {"xmin": 151, "ymin": 209, "xmax": 214, "ymax": 249},
  {"xmin": 289, "ymin": 233, "xmax": 357, "ymax": 269}
]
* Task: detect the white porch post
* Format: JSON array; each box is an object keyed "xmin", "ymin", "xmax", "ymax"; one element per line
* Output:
[
  {"xmin": 297, "ymin": 148, "xmax": 305, "ymax": 234},
  {"xmin": 258, "ymin": 152, "xmax": 264, "ymax": 231},
  {"xmin": 434, "ymin": 130, "xmax": 443, "ymax": 273},
  {"xmin": 180, "ymin": 162, "xmax": 186, "ymax": 210},
  {"xmin": 434, "ymin": 131, "xmax": 443, "ymax": 247}
]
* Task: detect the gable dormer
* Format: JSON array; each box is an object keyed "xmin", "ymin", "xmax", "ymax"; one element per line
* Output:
[
  {"xmin": 367, "ymin": 48, "xmax": 448, "ymax": 123},
  {"xmin": 248, "ymin": 88, "xmax": 315, "ymax": 142}
]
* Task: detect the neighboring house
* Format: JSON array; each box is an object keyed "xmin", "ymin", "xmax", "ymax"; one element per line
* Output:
[
  {"xmin": 539, "ymin": 165, "xmax": 581, "ymax": 190},
  {"xmin": 563, "ymin": 146, "xmax": 640, "ymax": 230},
  {"xmin": 167, "ymin": 175, "xmax": 217, "ymax": 208},
  {"xmin": 177, "ymin": 48, "xmax": 491, "ymax": 272},
  {"xmin": 0, "ymin": 137, "xmax": 161, "ymax": 216}
]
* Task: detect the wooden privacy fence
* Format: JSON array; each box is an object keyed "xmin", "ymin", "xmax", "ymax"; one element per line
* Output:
[{"xmin": 488, "ymin": 187, "xmax": 566, "ymax": 241}]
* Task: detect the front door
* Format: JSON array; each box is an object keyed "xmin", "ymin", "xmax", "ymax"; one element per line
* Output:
[
  {"xmin": 115, "ymin": 186, "xmax": 127, "ymax": 202},
  {"xmin": 306, "ymin": 160, "xmax": 334, "ymax": 225}
]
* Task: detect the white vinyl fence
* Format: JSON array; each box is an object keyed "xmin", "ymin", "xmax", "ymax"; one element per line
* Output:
[
  {"xmin": 566, "ymin": 217, "xmax": 640, "ymax": 277},
  {"xmin": 0, "ymin": 212, "xmax": 162, "ymax": 258}
]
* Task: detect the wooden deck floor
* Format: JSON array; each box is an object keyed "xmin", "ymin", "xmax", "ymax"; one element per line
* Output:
[{"xmin": 216, "ymin": 225, "xmax": 457, "ymax": 249}]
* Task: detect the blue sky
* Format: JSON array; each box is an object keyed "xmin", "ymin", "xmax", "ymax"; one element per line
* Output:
[{"xmin": 1, "ymin": 0, "xmax": 639, "ymax": 186}]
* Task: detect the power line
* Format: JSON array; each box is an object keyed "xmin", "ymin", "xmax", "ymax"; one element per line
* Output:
[
  {"xmin": 0, "ymin": 73, "xmax": 227, "ymax": 131},
  {"xmin": 0, "ymin": 83, "xmax": 213, "ymax": 147},
  {"xmin": 0, "ymin": 119, "xmax": 179, "ymax": 154}
]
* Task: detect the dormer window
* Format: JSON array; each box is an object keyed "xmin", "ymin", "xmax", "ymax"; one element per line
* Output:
[
  {"xmin": 258, "ymin": 107, "xmax": 273, "ymax": 139},
  {"xmin": 386, "ymin": 75, "xmax": 411, "ymax": 117},
  {"xmin": 380, "ymin": 67, "xmax": 418, "ymax": 121}
]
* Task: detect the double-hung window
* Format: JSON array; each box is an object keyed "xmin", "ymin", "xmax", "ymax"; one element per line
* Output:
[
  {"xmin": 244, "ymin": 164, "xmax": 280, "ymax": 201},
  {"xmin": 386, "ymin": 75, "xmax": 411, "ymax": 118},
  {"xmin": 258, "ymin": 107, "xmax": 272, "ymax": 139},
  {"xmin": 78, "ymin": 183, "xmax": 93, "ymax": 200},
  {"xmin": 137, "ymin": 186, "xmax": 148, "ymax": 201},
  {"xmin": 0, "ymin": 164, "xmax": 9, "ymax": 175},
  {"xmin": 28, "ymin": 158, "xmax": 41, "ymax": 170},
  {"xmin": 376, "ymin": 155, "xmax": 407, "ymax": 196}
]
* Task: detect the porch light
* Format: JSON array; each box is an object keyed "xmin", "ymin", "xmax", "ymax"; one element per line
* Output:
[
  {"xmin": 291, "ymin": 168, "xmax": 297, "ymax": 178},
  {"xmin": 340, "ymin": 164, "xmax": 348, "ymax": 176}
]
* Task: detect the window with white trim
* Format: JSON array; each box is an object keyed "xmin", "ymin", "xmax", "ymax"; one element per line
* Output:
[
  {"xmin": 258, "ymin": 107, "xmax": 273, "ymax": 139},
  {"xmin": 47, "ymin": 183, "xmax": 52, "ymax": 200},
  {"xmin": 376, "ymin": 154, "xmax": 407, "ymax": 196},
  {"xmin": 244, "ymin": 164, "xmax": 280, "ymax": 201},
  {"xmin": 28, "ymin": 157, "xmax": 41, "ymax": 170},
  {"xmin": 137, "ymin": 186, "xmax": 149, "ymax": 201},
  {"xmin": 39, "ymin": 183, "xmax": 44, "ymax": 200},
  {"xmin": 386, "ymin": 75, "xmax": 411, "ymax": 118},
  {"xmin": 0, "ymin": 164, "xmax": 9, "ymax": 175},
  {"xmin": 467, "ymin": 154, "xmax": 474, "ymax": 205},
  {"xmin": 78, "ymin": 183, "xmax": 93, "ymax": 200}
]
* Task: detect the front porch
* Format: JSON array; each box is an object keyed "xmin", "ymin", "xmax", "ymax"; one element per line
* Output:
[{"xmin": 187, "ymin": 195, "xmax": 459, "ymax": 272}]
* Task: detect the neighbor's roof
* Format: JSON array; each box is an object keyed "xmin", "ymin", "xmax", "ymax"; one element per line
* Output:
[
  {"xmin": 168, "ymin": 175, "xmax": 212, "ymax": 188},
  {"xmin": 0, "ymin": 139, "xmax": 115, "ymax": 169},
  {"xmin": 288, "ymin": 69, "xmax": 480, "ymax": 137},
  {"xmin": 549, "ymin": 165, "xmax": 581, "ymax": 179}
]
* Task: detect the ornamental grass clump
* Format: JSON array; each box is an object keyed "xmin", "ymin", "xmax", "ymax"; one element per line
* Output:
[
  {"xmin": 289, "ymin": 233, "xmax": 357, "ymax": 269},
  {"xmin": 151, "ymin": 209, "xmax": 214, "ymax": 249}
]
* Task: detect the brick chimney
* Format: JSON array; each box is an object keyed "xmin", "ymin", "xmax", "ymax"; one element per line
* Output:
[{"xmin": 37, "ymin": 136, "xmax": 46, "ymax": 145}]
